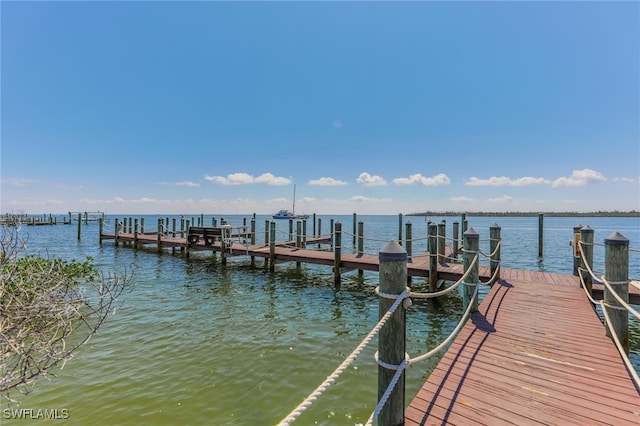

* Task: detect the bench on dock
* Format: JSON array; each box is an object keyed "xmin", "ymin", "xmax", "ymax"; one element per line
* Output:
[{"xmin": 187, "ymin": 226, "xmax": 222, "ymax": 246}]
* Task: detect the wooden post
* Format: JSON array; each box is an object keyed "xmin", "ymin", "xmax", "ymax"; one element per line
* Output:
[
  {"xmin": 580, "ymin": 226, "xmax": 594, "ymax": 297},
  {"xmin": 264, "ymin": 220, "xmax": 270, "ymax": 267},
  {"xmin": 572, "ymin": 224, "xmax": 583, "ymax": 276},
  {"xmin": 398, "ymin": 213, "xmax": 403, "ymax": 246},
  {"xmin": 99, "ymin": 216, "xmax": 104, "ymax": 245},
  {"xmin": 405, "ymin": 222, "xmax": 412, "ymax": 284},
  {"xmin": 114, "ymin": 218, "xmax": 120, "ymax": 247},
  {"xmin": 353, "ymin": 213, "xmax": 357, "ymax": 248},
  {"xmin": 437, "ymin": 220, "xmax": 446, "ymax": 264},
  {"xmin": 296, "ymin": 220, "xmax": 302, "ymax": 269},
  {"xmin": 317, "ymin": 218, "xmax": 322, "ymax": 248},
  {"xmin": 377, "ymin": 240, "xmax": 407, "ymax": 426},
  {"xmin": 302, "ymin": 218, "xmax": 307, "ymax": 248},
  {"xmin": 358, "ymin": 221, "xmax": 364, "ymax": 278},
  {"xmin": 330, "ymin": 219, "xmax": 335, "ymax": 250},
  {"xmin": 134, "ymin": 218, "xmax": 139, "ymax": 247},
  {"xmin": 77, "ymin": 213, "xmax": 82, "ymax": 240},
  {"xmin": 312, "ymin": 213, "xmax": 317, "ymax": 237},
  {"xmin": 172, "ymin": 218, "xmax": 177, "ymax": 255},
  {"xmin": 461, "ymin": 213, "xmax": 467, "ymax": 234},
  {"xmin": 452, "ymin": 221, "xmax": 460, "ymax": 260},
  {"xmin": 250, "ymin": 216, "xmax": 256, "ymax": 266},
  {"xmin": 157, "ymin": 218, "xmax": 162, "ymax": 253},
  {"xmin": 269, "ymin": 221, "xmax": 276, "ymax": 272},
  {"xmin": 490, "ymin": 224, "xmax": 501, "ymax": 284},
  {"xmin": 221, "ymin": 225, "xmax": 228, "ymax": 265},
  {"xmin": 334, "ymin": 222, "xmax": 342, "ymax": 287},
  {"xmin": 463, "ymin": 227, "xmax": 479, "ymax": 312},
  {"xmin": 604, "ymin": 232, "xmax": 629, "ymax": 352},
  {"xmin": 428, "ymin": 222, "xmax": 438, "ymax": 291},
  {"xmin": 140, "ymin": 217, "xmax": 145, "ymax": 234},
  {"xmin": 538, "ymin": 213, "xmax": 544, "ymax": 258},
  {"xmin": 128, "ymin": 217, "xmax": 132, "ymax": 233}
]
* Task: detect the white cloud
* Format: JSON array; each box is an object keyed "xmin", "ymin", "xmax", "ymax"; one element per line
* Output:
[
  {"xmin": 204, "ymin": 172, "xmax": 291, "ymax": 186},
  {"xmin": 309, "ymin": 177, "xmax": 347, "ymax": 186},
  {"xmin": 487, "ymin": 195, "xmax": 514, "ymax": 203},
  {"xmin": 613, "ymin": 176, "xmax": 640, "ymax": 184},
  {"xmin": 451, "ymin": 196, "xmax": 475, "ymax": 203},
  {"xmin": 176, "ymin": 181, "xmax": 200, "ymax": 187},
  {"xmin": 466, "ymin": 176, "xmax": 550, "ymax": 186},
  {"xmin": 350, "ymin": 195, "xmax": 392, "ymax": 203},
  {"xmin": 357, "ymin": 172, "xmax": 387, "ymax": 186},
  {"xmin": 552, "ymin": 168, "xmax": 606, "ymax": 188},
  {"xmin": 393, "ymin": 173, "xmax": 451, "ymax": 186}
]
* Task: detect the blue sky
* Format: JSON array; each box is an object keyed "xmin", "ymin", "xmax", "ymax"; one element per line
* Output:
[{"xmin": 2, "ymin": 1, "xmax": 639, "ymax": 215}]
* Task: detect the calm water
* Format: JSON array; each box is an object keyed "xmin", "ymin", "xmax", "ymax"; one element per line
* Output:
[{"xmin": 4, "ymin": 214, "xmax": 640, "ymax": 425}]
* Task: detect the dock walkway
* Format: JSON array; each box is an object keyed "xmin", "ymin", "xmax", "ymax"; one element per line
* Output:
[{"xmin": 406, "ymin": 274, "xmax": 640, "ymax": 425}]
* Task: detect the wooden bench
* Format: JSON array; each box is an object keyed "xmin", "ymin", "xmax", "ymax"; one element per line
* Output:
[{"xmin": 187, "ymin": 227, "xmax": 222, "ymax": 246}]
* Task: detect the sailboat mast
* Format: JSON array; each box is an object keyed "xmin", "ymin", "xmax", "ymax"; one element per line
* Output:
[{"xmin": 292, "ymin": 184, "xmax": 296, "ymax": 214}]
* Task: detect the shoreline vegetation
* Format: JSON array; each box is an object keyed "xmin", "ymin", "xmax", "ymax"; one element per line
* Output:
[{"xmin": 406, "ymin": 210, "xmax": 640, "ymax": 217}]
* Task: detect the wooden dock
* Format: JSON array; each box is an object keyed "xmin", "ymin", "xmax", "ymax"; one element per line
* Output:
[
  {"xmin": 100, "ymin": 226, "xmax": 640, "ymax": 424},
  {"xmin": 405, "ymin": 273, "xmax": 640, "ymax": 425}
]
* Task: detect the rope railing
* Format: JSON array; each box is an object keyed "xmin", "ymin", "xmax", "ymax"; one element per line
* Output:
[
  {"xmin": 410, "ymin": 253, "xmax": 479, "ymax": 299},
  {"xmin": 576, "ymin": 237, "xmax": 640, "ymax": 391},
  {"xmin": 277, "ymin": 287, "xmax": 411, "ymax": 426}
]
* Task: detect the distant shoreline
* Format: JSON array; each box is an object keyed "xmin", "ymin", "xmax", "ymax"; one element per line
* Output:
[{"xmin": 406, "ymin": 211, "xmax": 640, "ymax": 218}]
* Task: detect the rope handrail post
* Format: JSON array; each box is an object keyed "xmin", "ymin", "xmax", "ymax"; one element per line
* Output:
[
  {"xmin": 114, "ymin": 218, "xmax": 120, "ymax": 247},
  {"xmin": 580, "ymin": 225, "xmax": 594, "ymax": 298},
  {"xmin": 77, "ymin": 213, "xmax": 82, "ymax": 240},
  {"xmin": 452, "ymin": 220, "xmax": 459, "ymax": 260},
  {"xmin": 358, "ymin": 221, "xmax": 365, "ymax": 278},
  {"xmin": 172, "ymin": 218, "xmax": 177, "ymax": 255},
  {"xmin": 461, "ymin": 213, "xmax": 467, "ymax": 235},
  {"xmin": 353, "ymin": 213, "xmax": 357, "ymax": 248},
  {"xmin": 604, "ymin": 232, "xmax": 629, "ymax": 353},
  {"xmin": 312, "ymin": 213, "xmax": 317, "ymax": 237},
  {"xmin": 296, "ymin": 220, "xmax": 302, "ymax": 270},
  {"xmin": 288, "ymin": 219, "xmax": 294, "ymax": 242},
  {"xmin": 250, "ymin": 216, "xmax": 256, "ymax": 266},
  {"xmin": 398, "ymin": 213, "xmax": 403, "ymax": 246},
  {"xmin": 405, "ymin": 222, "xmax": 412, "ymax": 284},
  {"xmin": 334, "ymin": 222, "xmax": 342, "ymax": 287},
  {"xmin": 140, "ymin": 217, "xmax": 145, "ymax": 234},
  {"xmin": 490, "ymin": 223, "xmax": 501, "ymax": 284},
  {"xmin": 572, "ymin": 224, "xmax": 583, "ymax": 276},
  {"xmin": 463, "ymin": 228, "xmax": 479, "ymax": 313},
  {"xmin": 330, "ymin": 219, "xmax": 335, "ymax": 250},
  {"xmin": 377, "ymin": 240, "xmax": 408, "ymax": 426},
  {"xmin": 99, "ymin": 216, "xmax": 104, "ymax": 245},
  {"xmin": 437, "ymin": 220, "xmax": 446, "ymax": 264},
  {"xmin": 428, "ymin": 221, "xmax": 438, "ymax": 292},
  {"xmin": 269, "ymin": 221, "xmax": 276, "ymax": 271},
  {"xmin": 302, "ymin": 218, "xmax": 307, "ymax": 249},
  {"xmin": 156, "ymin": 218, "xmax": 162, "ymax": 253},
  {"xmin": 134, "ymin": 218, "xmax": 139, "ymax": 246},
  {"xmin": 317, "ymin": 218, "xmax": 322, "ymax": 248}
]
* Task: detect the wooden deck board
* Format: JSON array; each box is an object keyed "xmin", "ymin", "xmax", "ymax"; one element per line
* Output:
[{"xmin": 405, "ymin": 278, "xmax": 640, "ymax": 425}]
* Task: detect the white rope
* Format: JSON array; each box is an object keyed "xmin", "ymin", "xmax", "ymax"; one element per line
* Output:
[
  {"xmin": 277, "ymin": 288, "xmax": 410, "ymax": 426},
  {"xmin": 408, "ymin": 283, "xmax": 480, "ymax": 365},
  {"xmin": 601, "ymin": 276, "xmax": 640, "ymax": 321},
  {"xmin": 366, "ymin": 355, "xmax": 410, "ymax": 426},
  {"xmin": 599, "ymin": 300, "xmax": 640, "ymax": 390},
  {"xmin": 410, "ymin": 253, "xmax": 479, "ymax": 299}
]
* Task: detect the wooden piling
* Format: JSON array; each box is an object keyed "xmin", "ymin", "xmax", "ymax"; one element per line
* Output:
[
  {"xmin": 490, "ymin": 224, "xmax": 501, "ymax": 283},
  {"xmin": 437, "ymin": 220, "xmax": 446, "ymax": 264},
  {"xmin": 358, "ymin": 221, "xmax": 364, "ymax": 278},
  {"xmin": 157, "ymin": 218, "xmax": 162, "ymax": 253},
  {"xmin": 580, "ymin": 226, "xmax": 594, "ymax": 297},
  {"xmin": 572, "ymin": 224, "xmax": 583, "ymax": 276},
  {"xmin": 377, "ymin": 240, "xmax": 407, "ymax": 426},
  {"xmin": 463, "ymin": 227, "xmax": 479, "ymax": 312},
  {"xmin": 538, "ymin": 213, "xmax": 544, "ymax": 257},
  {"xmin": 428, "ymin": 222, "xmax": 438, "ymax": 291},
  {"xmin": 405, "ymin": 222, "xmax": 412, "ymax": 284},
  {"xmin": 398, "ymin": 213, "xmax": 403, "ymax": 246},
  {"xmin": 269, "ymin": 221, "xmax": 276, "ymax": 272},
  {"xmin": 134, "ymin": 218, "xmax": 139, "ymax": 247},
  {"xmin": 77, "ymin": 213, "xmax": 82, "ymax": 240},
  {"xmin": 334, "ymin": 222, "xmax": 342, "ymax": 286},
  {"xmin": 452, "ymin": 221, "xmax": 459, "ymax": 259},
  {"xmin": 353, "ymin": 213, "xmax": 357, "ymax": 248},
  {"xmin": 99, "ymin": 217, "xmax": 104, "ymax": 245},
  {"xmin": 604, "ymin": 232, "xmax": 629, "ymax": 352}
]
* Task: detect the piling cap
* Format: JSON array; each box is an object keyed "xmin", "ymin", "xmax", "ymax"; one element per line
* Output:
[
  {"xmin": 464, "ymin": 227, "xmax": 479, "ymax": 238},
  {"xmin": 604, "ymin": 231, "xmax": 629, "ymax": 245},
  {"xmin": 379, "ymin": 240, "xmax": 408, "ymax": 262},
  {"xmin": 490, "ymin": 223, "xmax": 501, "ymax": 229},
  {"xmin": 580, "ymin": 225, "xmax": 594, "ymax": 233}
]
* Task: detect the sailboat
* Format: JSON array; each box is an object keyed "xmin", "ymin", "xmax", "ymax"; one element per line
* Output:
[{"xmin": 272, "ymin": 185, "xmax": 308, "ymax": 220}]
